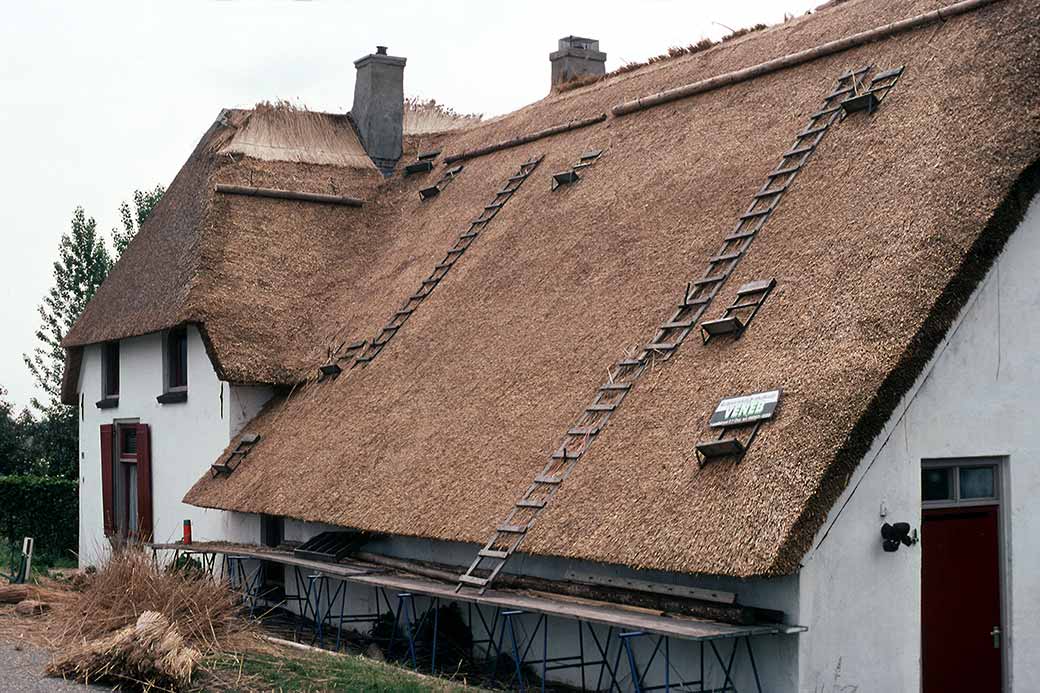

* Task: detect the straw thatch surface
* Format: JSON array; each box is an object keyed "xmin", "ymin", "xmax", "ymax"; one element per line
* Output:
[
  {"xmin": 221, "ymin": 103, "xmax": 377, "ymax": 169},
  {"xmin": 76, "ymin": 0, "xmax": 1040, "ymax": 576}
]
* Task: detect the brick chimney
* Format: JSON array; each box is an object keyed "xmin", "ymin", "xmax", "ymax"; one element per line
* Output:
[
  {"xmin": 549, "ymin": 36, "xmax": 606, "ymax": 88},
  {"xmin": 352, "ymin": 46, "xmax": 406, "ymax": 176}
]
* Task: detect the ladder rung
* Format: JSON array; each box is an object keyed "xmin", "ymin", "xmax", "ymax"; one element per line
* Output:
[
  {"xmin": 479, "ymin": 549, "xmax": 509, "ymax": 560},
  {"xmin": 550, "ymin": 449, "xmax": 578, "ymax": 461},
  {"xmin": 508, "ymin": 174, "xmax": 526, "ymax": 182},
  {"xmin": 729, "ymin": 300, "xmax": 761, "ymax": 310},
  {"xmin": 599, "ymin": 382, "xmax": 631, "ymax": 391},
  {"xmin": 517, "ymin": 498, "xmax": 546, "ymax": 509},
  {"xmin": 709, "ymin": 251, "xmax": 742, "ymax": 263},
  {"xmin": 693, "ymin": 274, "xmax": 727, "ymax": 286},
  {"xmin": 459, "ymin": 231, "xmax": 479, "ymax": 240},
  {"xmin": 497, "ymin": 523, "xmax": 528, "ymax": 534},
  {"xmin": 435, "ymin": 261, "xmax": 454, "ymax": 270},
  {"xmin": 485, "ymin": 202, "xmax": 505, "ymax": 211},
  {"xmin": 647, "ymin": 342, "xmax": 678, "ymax": 351},
  {"xmin": 782, "ymin": 145, "xmax": 814, "ymax": 158},
  {"xmin": 768, "ymin": 165, "xmax": 802, "ymax": 178},
  {"xmin": 381, "ymin": 324, "xmax": 401, "ymax": 334},
  {"xmin": 739, "ymin": 208, "xmax": 772, "ymax": 221},
  {"xmin": 754, "ymin": 184, "xmax": 788, "ymax": 198},
  {"xmin": 446, "ymin": 247, "xmax": 466, "ymax": 256},
  {"xmin": 394, "ymin": 308, "xmax": 415, "ymax": 317},
  {"xmin": 616, "ymin": 358, "xmax": 644, "ymax": 367},
  {"xmin": 827, "ymin": 86, "xmax": 855, "ymax": 99},
  {"xmin": 661, "ymin": 319, "xmax": 695, "ymax": 330},
  {"xmin": 408, "ymin": 291, "xmax": 430, "ymax": 301},
  {"xmin": 680, "ymin": 295, "xmax": 711, "ymax": 308},
  {"xmin": 421, "ymin": 277, "xmax": 440, "ymax": 286},
  {"xmin": 586, "ymin": 403, "xmax": 617, "ymax": 412},
  {"xmin": 568, "ymin": 426, "xmax": 600, "ymax": 436},
  {"xmin": 458, "ymin": 574, "xmax": 489, "ymax": 587},
  {"xmin": 535, "ymin": 474, "xmax": 564, "ymax": 484},
  {"xmin": 797, "ymin": 125, "xmax": 828, "ymax": 138},
  {"xmin": 354, "ymin": 354, "xmax": 375, "ymax": 364},
  {"xmin": 872, "ymin": 66, "xmax": 904, "ymax": 82},
  {"xmin": 724, "ymin": 230, "xmax": 757, "ymax": 243},
  {"xmin": 810, "ymin": 106, "xmax": 841, "ymax": 119}
]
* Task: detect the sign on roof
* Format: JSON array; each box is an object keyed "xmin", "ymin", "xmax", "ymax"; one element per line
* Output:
[{"xmin": 709, "ymin": 389, "xmax": 782, "ymax": 428}]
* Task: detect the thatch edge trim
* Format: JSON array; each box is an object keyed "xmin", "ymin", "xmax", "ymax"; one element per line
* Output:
[
  {"xmin": 213, "ymin": 184, "xmax": 364, "ymax": 207},
  {"xmin": 60, "ymin": 346, "xmax": 83, "ymax": 406},
  {"xmin": 773, "ymin": 158, "xmax": 1040, "ymax": 576},
  {"xmin": 612, "ymin": 0, "xmax": 1002, "ymax": 116},
  {"xmin": 443, "ymin": 114, "xmax": 607, "ymax": 164}
]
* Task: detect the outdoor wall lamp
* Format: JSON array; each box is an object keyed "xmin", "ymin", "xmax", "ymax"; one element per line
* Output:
[{"xmin": 881, "ymin": 522, "xmax": 918, "ymax": 552}]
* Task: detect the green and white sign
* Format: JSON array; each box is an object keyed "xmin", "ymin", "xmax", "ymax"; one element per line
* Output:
[{"xmin": 709, "ymin": 389, "xmax": 781, "ymax": 428}]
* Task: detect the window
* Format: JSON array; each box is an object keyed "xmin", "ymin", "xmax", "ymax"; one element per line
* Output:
[
  {"xmin": 922, "ymin": 460, "xmax": 999, "ymax": 507},
  {"xmin": 158, "ymin": 327, "xmax": 189, "ymax": 403},
  {"xmin": 102, "ymin": 341, "xmax": 119, "ymax": 397},
  {"xmin": 166, "ymin": 327, "xmax": 188, "ymax": 390}
]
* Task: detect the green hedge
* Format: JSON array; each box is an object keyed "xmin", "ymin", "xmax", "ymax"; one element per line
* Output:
[{"xmin": 0, "ymin": 475, "xmax": 77, "ymax": 560}]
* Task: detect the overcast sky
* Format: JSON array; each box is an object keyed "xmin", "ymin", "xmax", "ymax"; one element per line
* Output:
[{"xmin": 0, "ymin": 0, "xmax": 818, "ymax": 410}]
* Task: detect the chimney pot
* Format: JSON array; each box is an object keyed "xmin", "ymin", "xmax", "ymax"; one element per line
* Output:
[
  {"xmin": 352, "ymin": 46, "xmax": 406, "ymax": 176},
  {"xmin": 549, "ymin": 35, "xmax": 606, "ymax": 88}
]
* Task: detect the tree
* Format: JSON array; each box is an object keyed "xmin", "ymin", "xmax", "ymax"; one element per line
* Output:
[
  {"xmin": 0, "ymin": 387, "xmax": 28, "ymax": 476},
  {"xmin": 24, "ymin": 207, "xmax": 111, "ymax": 412},
  {"xmin": 112, "ymin": 185, "xmax": 164, "ymax": 259}
]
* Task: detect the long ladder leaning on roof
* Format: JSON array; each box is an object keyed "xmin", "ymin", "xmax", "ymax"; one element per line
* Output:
[
  {"xmin": 352, "ymin": 155, "xmax": 544, "ymax": 368},
  {"xmin": 457, "ymin": 65, "xmax": 905, "ymax": 594}
]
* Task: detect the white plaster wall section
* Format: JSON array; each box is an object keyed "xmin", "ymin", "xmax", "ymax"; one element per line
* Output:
[
  {"xmin": 798, "ymin": 192, "xmax": 1040, "ymax": 692},
  {"xmin": 78, "ymin": 342, "xmax": 106, "ymax": 566},
  {"xmin": 78, "ymin": 326, "xmax": 264, "ymax": 565}
]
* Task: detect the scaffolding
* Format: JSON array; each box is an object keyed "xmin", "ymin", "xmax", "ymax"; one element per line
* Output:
[{"xmin": 150, "ymin": 542, "xmax": 802, "ymax": 692}]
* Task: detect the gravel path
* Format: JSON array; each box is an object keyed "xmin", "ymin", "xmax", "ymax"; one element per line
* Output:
[{"xmin": 0, "ymin": 643, "xmax": 104, "ymax": 692}]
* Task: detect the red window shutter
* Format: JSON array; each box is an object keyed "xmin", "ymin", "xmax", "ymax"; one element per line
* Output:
[
  {"xmin": 135, "ymin": 424, "xmax": 154, "ymax": 542},
  {"xmin": 99, "ymin": 424, "xmax": 115, "ymax": 535}
]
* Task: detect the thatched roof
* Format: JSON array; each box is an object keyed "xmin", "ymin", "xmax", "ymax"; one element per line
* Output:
[
  {"xmin": 81, "ymin": 0, "xmax": 1040, "ymax": 576},
  {"xmin": 62, "ymin": 105, "xmax": 386, "ymax": 385}
]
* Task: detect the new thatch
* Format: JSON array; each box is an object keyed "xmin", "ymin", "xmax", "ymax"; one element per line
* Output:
[{"xmin": 76, "ymin": 0, "xmax": 1040, "ymax": 577}]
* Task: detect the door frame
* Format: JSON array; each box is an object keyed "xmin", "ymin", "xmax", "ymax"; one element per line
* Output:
[{"xmin": 921, "ymin": 456, "xmax": 1012, "ymax": 692}]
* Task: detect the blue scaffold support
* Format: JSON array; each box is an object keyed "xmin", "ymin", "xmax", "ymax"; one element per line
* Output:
[
  {"xmin": 224, "ymin": 554, "xmax": 265, "ymax": 618},
  {"xmin": 388, "ymin": 592, "xmax": 420, "ymax": 669},
  {"xmin": 485, "ymin": 610, "xmax": 620, "ymax": 693},
  {"xmin": 617, "ymin": 630, "xmax": 762, "ymax": 693}
]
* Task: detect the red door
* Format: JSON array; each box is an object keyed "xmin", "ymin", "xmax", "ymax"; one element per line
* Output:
[{"xmin": 922, "ymin": 506, "xmax": 1002, "ymax": 692}]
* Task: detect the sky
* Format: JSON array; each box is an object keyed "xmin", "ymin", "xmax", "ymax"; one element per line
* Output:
[{"xmin": 0, "ymin": 0, "xmax": 819, "ymax": 410}]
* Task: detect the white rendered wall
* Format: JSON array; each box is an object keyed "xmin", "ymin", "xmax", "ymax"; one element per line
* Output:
[
  {"xmin": 77, "ymin": 326, "xmax": 271, "ymax": 566},
  {"xmin": 797, "ymin": 192, "xmax": 1040, "ymax": 692}
]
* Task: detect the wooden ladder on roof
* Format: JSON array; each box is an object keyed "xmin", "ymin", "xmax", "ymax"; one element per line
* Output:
[
  {"xmin": 352, "ymin": 155, "xmax": 544, "ymax": 368},
  {"xmin": 456, "ymin": 66, "xmax": 897, "ymax": 594}
]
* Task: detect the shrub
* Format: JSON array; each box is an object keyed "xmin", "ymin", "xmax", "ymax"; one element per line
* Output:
[{"xmin": 0, "ymin": 475, "xmax": 77, "ymax": 561}]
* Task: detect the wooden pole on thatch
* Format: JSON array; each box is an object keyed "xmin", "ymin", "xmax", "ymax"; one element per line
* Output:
[
  {"xmin": 443, "ymin": 114, "xmax": 607, "ymax": 164},
  {"xmin": 214, "ymin": 184, "xmax": 363, "ymax": 207}
]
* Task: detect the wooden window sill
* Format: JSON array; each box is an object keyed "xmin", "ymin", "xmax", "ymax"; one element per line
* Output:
[{"xmin": 156, "ymin": 390, "xmax": 188, "ymax": 405}]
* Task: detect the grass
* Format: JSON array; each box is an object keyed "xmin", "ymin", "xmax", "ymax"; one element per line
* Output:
[
  {"xmin": 0, "ymin": 541, "xmax": 76, "ymax": 580},
  {"xmin": 204, "ymin": 646, "xmax": 491, "ymax": 693}
]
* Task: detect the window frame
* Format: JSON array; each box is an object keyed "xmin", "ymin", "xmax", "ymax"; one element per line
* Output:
[
  {"xmin": 921, "ymin": 458, "xmax": 1000, "ymax": 509},
  {"xmin": 158, "ymin": 326, "xmax": 189, "ymax": 404},
  {"xmin": 102, "ymin": 341, "xmax": 120, "ymax": 398}
]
